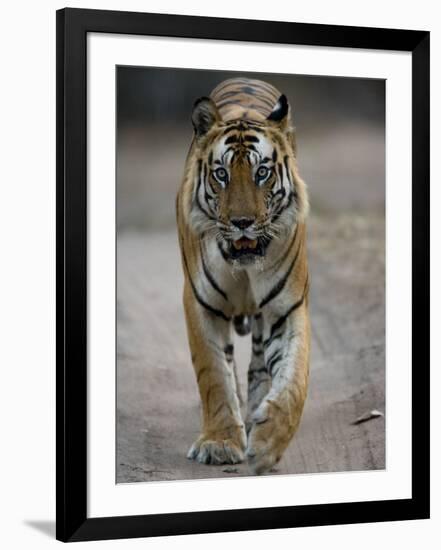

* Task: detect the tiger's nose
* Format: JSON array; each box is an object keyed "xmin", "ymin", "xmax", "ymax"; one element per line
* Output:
[{"xmin": 231, "ymin": 217, "xmax": 255, "ymax": 229}]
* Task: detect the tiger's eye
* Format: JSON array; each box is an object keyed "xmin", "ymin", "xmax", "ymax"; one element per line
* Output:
[
  {"xmin": 214, "ymin": 167, "xmax": 228, "ymax": 184},
  {"xmin": 256, "ymin": 166, "xmax": 270, "ymax": 183}
]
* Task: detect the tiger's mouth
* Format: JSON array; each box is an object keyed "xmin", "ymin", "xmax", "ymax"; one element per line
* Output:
[
  {"xmin": 232, "ymin": 237, "xmax": 258, "ymax": 251},
  {"xmin": 229, "ymin": 237, "xmax": 265, "ymax": 260}
]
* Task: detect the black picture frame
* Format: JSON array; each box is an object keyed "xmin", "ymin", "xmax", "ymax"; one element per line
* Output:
[{"xmin": 56, "ymin": 7, "xmax": 430, "ymax": 542}]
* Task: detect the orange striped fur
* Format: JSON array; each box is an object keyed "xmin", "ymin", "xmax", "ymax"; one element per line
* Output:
[{"xmin": 176, "ymin": 78, "xmax": 310, "ymax": 474}]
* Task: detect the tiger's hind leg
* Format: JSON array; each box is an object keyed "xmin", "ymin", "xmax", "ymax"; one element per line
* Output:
[{"xmin": 245, "ymin": 313, "xmax": 271, "ymax": 434}]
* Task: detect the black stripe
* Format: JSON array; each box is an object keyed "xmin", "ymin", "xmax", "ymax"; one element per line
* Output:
[
  {"xmin": 244, "ymin": 124, "xmax": 265, "ymax": 134},
  {"xmin": 256, "ymin": 93, "xmax": 278, "ymax": 107},
  {"xmin": 246, "ymin": 103, "xmax": 272, "ymax": 112},
  {"xmin": 206, "ymin": 179, "xmax": 217, "ymax": 197},
  {"xmin": 263, "ymin": 279, "xmax": 309, "ymax": 348},
  {"xmin": 225, "ymin": 135, "xmax": 239, "ymax": 144},
  {"xmin": 246, "ymin": 120, "xmax": 266, "ymax": 128},
  {"xmin": 248, "ymin": 94, "xmax": 277, "ymax": 110},
  {"xmin": 272, "ymin": 188, "xmax": 286, "ymax": 202},
  {"xmin": 200, "ymin": 245, "xmax": 228, "ymax": 301},
  {"xmin": 283, "ymin": 156, "xmax": 298, "ymax": 201},
  {"xmin": 266, "ymin": 351, "xmax": 283, "ymax": 375},
  {"xmin": 239, "ymin": 80, "xmax": 278, "ymax": 99},
  {"xmin": 182, "ymin": 248, "xmax": 231, "ymax": 322},
  {"xmin": 271, "ymin": 226, "xmax": 298, "ymax": 272},
  {"xmin": 263, "ymin": 331, "xmax": 282, "ymax": 349},
  {"xmin": 204, "ymin": 187, "xmax": 217, "ymax": 214},
  {"xmin": 259, "ymin": 237, "xmax": 302, "ymax": 308},
  {"xmin": 221, "ymin": 122, "xmax": 265, "ymax": 135},
  {"xmin": 221, "ymin": 125, "xmax": 241, "ymax": 136},
  {"xmin": 220, "ymin": 121, "xmax": 247, "ymax": 132},
  {"xmin": 251, "ymin": 81, "xmax": 279, "ymax": 99},
  {"xmin": 195, "ymin": 160, "xmax": 217, "ymax": 222},
  {"xmin": 217, "ymin": 99, "xmax": 242, "ymax": 108},
  {"xmin": 216, "ymin": 90, "xmax": 241, "ymax": 101},
  {"xmin": 277, "ymin": 162, "xmax": 284, "ymax": 184},
  {"xmin": 248, "ymin": 366, "xmax": 267, "ymax": 383},
  {"xmin": 239, "ymin": 85, "xmax": 256, "ymax": 95},
  {"xmin": 248, "ymin": 378, "xmax": 269, "ymax": 391},
  {"xmin": 243, "ymin": 134, "xmax": 260, "ymax": 143},
  {"xmin": 204, "ymin": 184, "xmax": 214, "ymax": 202},
  {"xmin": 250, "ymin": 366, "xmax": 267, "ymax": 375},
  {"xmin": 271, "ymin": 200, "xmax": 284, "ymax": 221},
  {"xmin": 271, "ymin": 364, "xmax": 282, "ymax": 378},
  {"xmin": 285, "ymin": 190, "xmax": 295, "ymax": 210},
  {"xmin": 217, "ymin": 241, "xmax": 230, "ymax": 262},
  {"xmin": 213, "ymin": 79, "xmax": 251, "ymax": 96},
  {"xmin": 271, "ymin": 189, "xmax": 295, "ymax": 223},
  {"xmin": 195, "ymin": 187, "xmax": 216, "ymax": 221},
  {"xmin": 221, "ymin": 147, "xmax": 235, "ymax": 164},
  {"xmin": 283, "ymin": 155, "xmax": 292, "ymax": 186}
]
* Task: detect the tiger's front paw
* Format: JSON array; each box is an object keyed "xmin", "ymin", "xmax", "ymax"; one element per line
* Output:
[
  {"xmin": 187, "ymin": 428, "xmax": 246, "ymax": 465},
  {"xmin": 246, "ymin": 399, "xmax": 300, "ymax": 475}
]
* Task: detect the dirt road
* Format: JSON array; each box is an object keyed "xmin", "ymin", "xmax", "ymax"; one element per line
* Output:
[{"xmin": 116, "ymin": 213, "xmax": 385, "ymax": 483}]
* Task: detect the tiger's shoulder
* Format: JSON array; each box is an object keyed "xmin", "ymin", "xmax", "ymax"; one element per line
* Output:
[{"xmin": 210, "ymin": 78, "xmax": 282, "ymax": 122}]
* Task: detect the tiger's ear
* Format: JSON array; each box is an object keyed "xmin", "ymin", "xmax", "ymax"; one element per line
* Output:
[
  {"xmin": 267, "ymin": 94, "xmax": 290, "ymax": 129},
  {"xmin": 192, "ymin": 97, "xmax": 220, "ymax": 138}
]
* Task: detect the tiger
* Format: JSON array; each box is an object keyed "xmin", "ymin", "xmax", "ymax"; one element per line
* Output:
[{"xmin": 176, "ymin": 77, "xmax": 310, "ymax": 475}]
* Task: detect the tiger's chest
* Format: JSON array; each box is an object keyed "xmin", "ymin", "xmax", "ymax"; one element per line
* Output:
[{"xmin": 202, "ymin": 238, "xmax": 283, "ymax": 316}]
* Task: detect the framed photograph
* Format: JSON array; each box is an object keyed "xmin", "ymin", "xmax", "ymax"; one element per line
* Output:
[{"xmin": 56, "ymin": 7, "xmax": 430, "ymax": 542}]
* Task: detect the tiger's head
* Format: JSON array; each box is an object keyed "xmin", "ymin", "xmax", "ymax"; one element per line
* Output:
[{"xmin": 189, "ymin": 93, "xmax": 308, "ymax": 265}]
